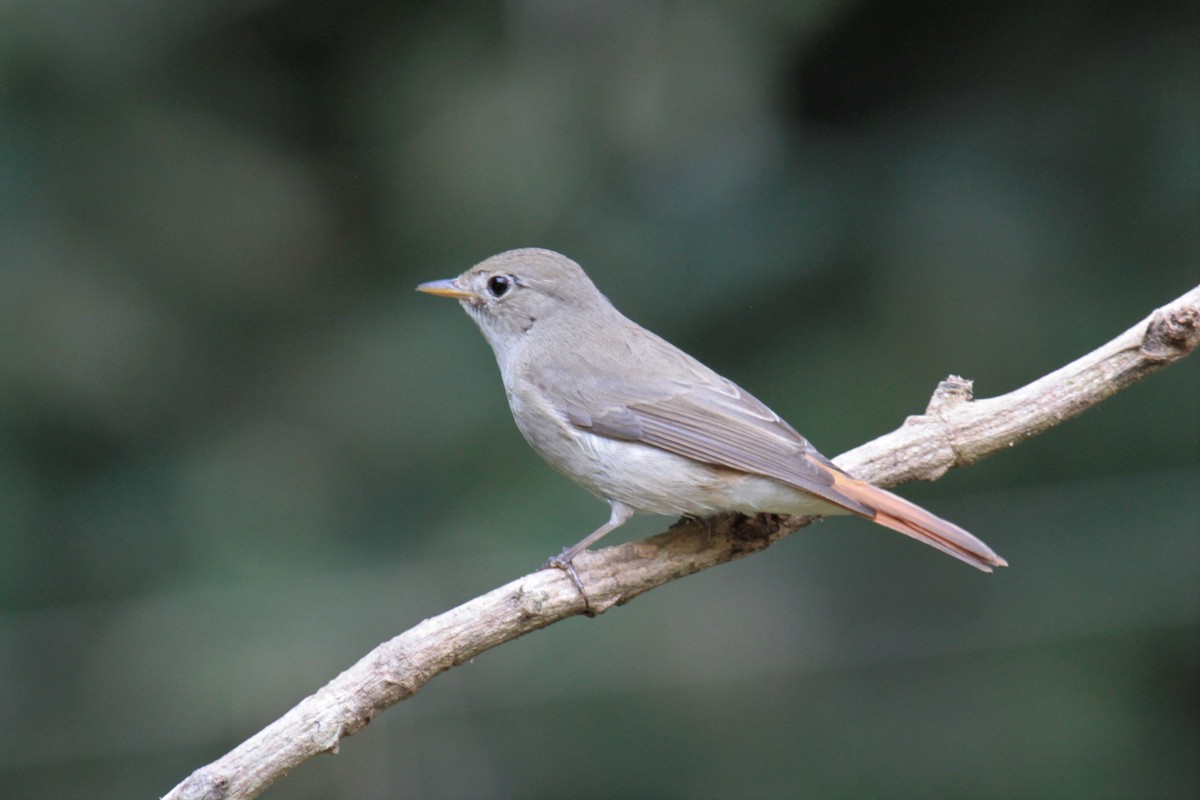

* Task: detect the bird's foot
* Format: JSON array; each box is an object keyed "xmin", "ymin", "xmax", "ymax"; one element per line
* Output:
[
  {"xmin": 542, "ymin": 550, "xmax": 594, "ymax": 616},
  {"xmin": 673, "ymin": 513, "xmax": 724, "ymax": 537}
]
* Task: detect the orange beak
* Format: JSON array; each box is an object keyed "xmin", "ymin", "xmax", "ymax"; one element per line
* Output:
[{"xmin": 416, "ymin": 279, "xmax": 477, "ymax": 300}]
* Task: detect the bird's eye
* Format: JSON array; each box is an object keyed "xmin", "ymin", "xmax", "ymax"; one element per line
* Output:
[{"xmin": 487, "ymin": 275, "xmax": 512, "ymax": 298}]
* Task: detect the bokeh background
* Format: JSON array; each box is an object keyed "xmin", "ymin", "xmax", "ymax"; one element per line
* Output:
[{"xmin": 2, "ymin": 1, "xmax": 1197, "ymax": 798}]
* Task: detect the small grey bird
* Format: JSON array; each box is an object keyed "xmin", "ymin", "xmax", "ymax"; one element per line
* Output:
[{"xmin": 418, "ymin": 248, "xmax": 1006, "ymax": 584}]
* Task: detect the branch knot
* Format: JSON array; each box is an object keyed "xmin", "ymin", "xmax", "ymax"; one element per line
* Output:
[
  {"xmin": 924, "ymin": 375, "xmax": 975, "ymax": 472},
  {"xmin": 1142, "ymin": 304, "xmax": 1200, "ymax": 360}
]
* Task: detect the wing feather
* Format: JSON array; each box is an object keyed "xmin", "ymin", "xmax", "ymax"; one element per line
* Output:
[{"xmin": 532, "ymin": 343, "xmax": 873, "ymax": 515}]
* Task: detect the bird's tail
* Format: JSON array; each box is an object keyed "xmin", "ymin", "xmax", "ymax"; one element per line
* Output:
[{"xmin": 828, "ymin": 470, "xmax": 1007, "ymax": 572}]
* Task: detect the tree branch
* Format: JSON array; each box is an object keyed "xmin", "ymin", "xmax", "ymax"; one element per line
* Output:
[{"xmin": 163, "ymin": 285, "xmax": 1199, "ymax": 800}]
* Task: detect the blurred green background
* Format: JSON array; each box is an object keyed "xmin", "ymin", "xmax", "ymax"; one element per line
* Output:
[{"xmin": 1, "ymin": 2, "xmax": 1197, "ymax": 798}]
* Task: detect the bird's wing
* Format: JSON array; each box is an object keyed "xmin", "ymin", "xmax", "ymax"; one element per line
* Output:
[{"xmin": 531, "ymin": 340, "xmax": 875, "ymax": 516}]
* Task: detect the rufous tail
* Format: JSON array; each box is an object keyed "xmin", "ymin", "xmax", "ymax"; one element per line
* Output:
[{"xmin": 828, "ymin": 471, "xmax": 1007, "ymax": 572}]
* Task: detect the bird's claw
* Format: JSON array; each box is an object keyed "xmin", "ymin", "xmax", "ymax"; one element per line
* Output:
[{"xmin": 542, "ymin": 550, "xmax": 593, "ymax": 615}]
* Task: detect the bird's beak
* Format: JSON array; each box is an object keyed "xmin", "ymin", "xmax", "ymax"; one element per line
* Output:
[{"xmin": 416, "ymin": 278, "xmax": 477, "ymax": 300}]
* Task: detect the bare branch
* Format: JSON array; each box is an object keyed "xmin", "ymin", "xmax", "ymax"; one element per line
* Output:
[
  {"xmin": 838, "ymin": 283, "xmax": 1200, "ymax": 486},
  {"xmin": 163, "ymin": 285, "xmax": 1199, "ymax": 800}
]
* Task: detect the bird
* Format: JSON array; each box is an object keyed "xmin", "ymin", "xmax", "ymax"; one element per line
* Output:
[{"xmin": 418, "ymin": 248, "xmax": 1006, "ymax": 589}]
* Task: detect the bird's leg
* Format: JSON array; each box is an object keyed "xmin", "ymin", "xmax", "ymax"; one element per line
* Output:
[
  {"xmin": 543, "ymin": 500, "xmax": 635, "ymax": 607},
  {"xmin": 672, "ymin": 513, "xmax": 731, "ymax": 539},
  {"xmin": 670, "ymin": 514, "xmax": 699, "ymax": 530}
]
